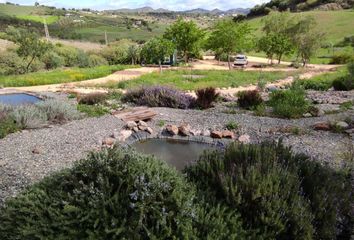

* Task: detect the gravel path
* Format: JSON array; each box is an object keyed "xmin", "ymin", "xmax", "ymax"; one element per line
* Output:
[{"xmin": 0, "ymin": 106, "xmax": 353, "ymax": 205}]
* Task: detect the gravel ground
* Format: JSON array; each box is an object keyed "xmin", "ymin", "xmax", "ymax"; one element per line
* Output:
[{"xmin": 0, "ymin": 105, "xmax": 353, "ymax": 205}]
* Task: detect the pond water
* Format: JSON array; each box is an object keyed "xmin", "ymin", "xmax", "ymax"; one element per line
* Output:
[
  {"xmin": 0, "ymin": 93, "xmax": 41, "ymax": 106},
  {"xmin": 132, "ymin": 138, "xmax": 215, "ymax": 170}
]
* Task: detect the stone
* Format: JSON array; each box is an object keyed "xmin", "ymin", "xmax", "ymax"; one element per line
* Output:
[
  {"xmin": 120, "ymin": 130, "xmax": 133, "ymax": 140},
  {"xmin": 345, "ymin": 128, "xmax": 354, "ymax": 134},
  {"xmin": 32, "ymin": 147, "xmax": 41, "ymax": 154},
  {"xmin": 313, "ymin": 122, "xmax": 331, "ymax": 131},
  {"xmin": 190, "ymin": 130, "xmax": 201, "ymax": 136},
  {"xmin": 211, "ymin": 130, "xmax": 223, "ymax": 139},
  {"xmin": 166, "ymin": 125, "xmax": 179, "ymax": 135},
  {"xmin": 146, "ymin": 127, "xmax": 153, "ymax": 134},
  {"xmin": 138, "ymin": 120, "xmax": 148, "ymax": 127},
  {"xmin": 336, "ymin": 121, "xmax": 349, "ymax": 129},
  {"xmin": 178, "ymin": 124, "xmax": 191, "ymax": 136},
  {"xmin": 126, "ymin": 121, "xmax": 137, "ymax": 130},
  {"xmin": 201, "ymin": 130, "xmax": 211, "ymax": 136},
  {"xmin": 102, "ymin": 137, "xmax": 115, "ymax": 146},
  {"xmin": 303, "ymin": 113, "xmax": 312, "ymax": 118},
  {"xmin": 138, "ymin": 125, "xmax": 147, "ymax": 131},
  {"xmin": 222, "ymin": 130, "xmax": 235, "ymax": 139},
  {"xmin": 238, "ymin": 134, "xmax": 250, "ymax": 144},
  {"xmin": 317, "ymin": 109, "xmax": 325, "ymax": 117}
]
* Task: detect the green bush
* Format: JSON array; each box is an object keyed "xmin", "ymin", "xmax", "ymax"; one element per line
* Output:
[
  {"xmin": 330, "ymin": 52, "xmax": 354, "ymax": 64},
  {"xmin": 101, "ymin": 39, "xmax": 136, "ymax": 65},
  {"xmin": 268, "ymin": 87, "xmax": 309, "ymax": 118},
  {"xmin": 0, "ymin": 148, "xmax": 198, "ymax": 239},
  {"xmin": 237, "ymin": 90, "xmax": 263, "ymax": 109},
  {"xmin": 88, "ymin": 54, "xmax": 108, "ymax": 67},
  {"xmin": 0, "ymin": 51, "xmax": 27, "ymax": 75},
  {"xmin": 332, "ymin": 76, "xmax": 353, "ymax": 91},
  {"xmin": 0, "ymin": 107, "xmax": 19, "ymax": 138},
  {"xmin": 41, "ymin": 51, "xmax": 65, "ymax": 70},
  {"xmin": 78, "ymin": 92, "xmax": 108, "ymax": 105},
  {"xmin": 10, "ymin": 105, "xmax": 47, "ymax": 129},
  {"xmin": 185, "ymin": 142, "xmax": 353, "ymax": 239},
  {"xmin": 54, "ymin": 46, "xmax": 82, "ymax": 67},
  {"xmin": 299, "ymin": 77, "xmax": 333, "ymax": 91}
]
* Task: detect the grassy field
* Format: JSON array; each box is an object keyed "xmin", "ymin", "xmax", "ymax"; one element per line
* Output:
[
  {"xmin": 102, "ymin": 69, "xmax": 293, "ymax": 91},
  {"xmin": 0, "ymin": 65, "xmax": 132, "ymax": 87},
  {"xmin": 17, "ymin": 15, "xmax": 60, "ymax": 24}
]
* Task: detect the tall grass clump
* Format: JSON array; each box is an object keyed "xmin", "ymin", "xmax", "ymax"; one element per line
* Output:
[
  {"xmin": 237, "ymin": 90, "xmax": 263, "ymax": 109},
  {"xmin": 122, "ymin": 86, "xmax": 195, "ymax": 109},
  {"xmin": 185, "ymin": 142, "xmax": 353, "ymax": 239},
  {"xmin": 0, "ymin": 104, "xmax": 19, "ymax": 139},
  {"xmin": 195, "ymin": 87, "xmax": 219, "ymax": 109},
  {"xmin": 36, "ymin": 100, "xmax": 81, "ymax": 123},
  {"xmin": 268, "ymin": 86, "xmax": 309, "ymax": 118},
  {"xmin": 78, "ymin": 92, "xmax": 108, "ymax": 105}
]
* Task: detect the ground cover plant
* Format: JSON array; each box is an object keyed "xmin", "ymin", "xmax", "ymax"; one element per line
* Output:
[
  {"xmin": 0, "ymin": 143, "xmax": 352, "ymax": 239},
  {"xmin": 103, "ymin": 69, "xmax": 291, "ymax": 91},
  {"xmin": 0, "ymin": 65, "xmax": 129, "ymax": 87}
]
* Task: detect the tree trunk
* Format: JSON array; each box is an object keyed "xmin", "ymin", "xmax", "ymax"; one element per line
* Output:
[
  {"xmin": 159, "ymin": 60, "xmax": 162, "ymax": 73},
  {"xmin": 278, "ymin": 54, "xmax": 282, "ymax": 64},
  {"xmin": 26, "ymin": 56, "xmax": 36, "ymax": 73},
  {"xmin": 227, "ymin": 54, "xmax": 232, "ymax": 70},
  {"xmin": 184, "ymin": 52, "xmax": 188, "ymax": 64}
]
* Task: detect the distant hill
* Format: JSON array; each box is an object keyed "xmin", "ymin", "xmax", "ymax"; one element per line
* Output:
[
  {"xmin": 248, "ymin": 0, "xmax": 354, "ymax": 17},
  {"xmin": 107, "ymin": 6, "xmax": 250, "ymax": 15}
]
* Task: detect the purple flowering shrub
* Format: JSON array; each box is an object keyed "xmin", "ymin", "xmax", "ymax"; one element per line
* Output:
[{"xmin": 122, "ymin": 86, "xmax": 195, "ymax": 109}]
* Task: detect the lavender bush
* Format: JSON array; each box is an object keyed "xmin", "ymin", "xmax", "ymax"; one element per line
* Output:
[{"xmin": 122, "ymin": 86, "xmax": 195, "ymax": 109}]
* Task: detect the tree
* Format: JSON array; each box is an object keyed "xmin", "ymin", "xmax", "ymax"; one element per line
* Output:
[
  {"xmin": 207, "ymin": 19, "xmax": 252, "ymax": 69},
  {"xmin": 7, "ymin": 29, "xmax": 51, "ymax": 72},
  {"xmin": 288, "ymin": 16, "xmax": 324, "ymax": 66},
  {"xmin": 258, "ymin": 12, "xmax": 295, "ymax": 64},
  {"xmin": 127, "ymin": 44, "xmax": 141, "ymax": 65},
  {"xmin": 164, "ymin": 18, "xmax": 204, "ymax": 63},
  {"xmin": 141, "ymin": 37, "xmax": 174, "ymax": 72}
]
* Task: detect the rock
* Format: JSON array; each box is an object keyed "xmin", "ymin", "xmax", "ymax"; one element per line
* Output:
[
  {"xmin": 336, "ymin": 121, "xmax": 349, "ymax": 129},
  {"xmin": 190, "ymin": 130, "xmax": 201, "ymax": 136},
  {"xmin": 201, "ymin": 130, "xmax": 210, "ymax": 136},
  {"xmin": 32, "ymin": 147, "xmax": 41, "ymax": 154},
  {"xmin": 303, "ymin": 113, "xmax": 312, "ymax": 118},
  {"xmin": 102, "ymin": 137, "xmax": 115, "ymax": 146},
  {"xmin": 120, "ymin": 130, "xmax": 133, "ymax": 140},
  {"xmin": 313, "ymin": 122, "xmax": 331, "ymax": 131},
  {"xmin": 238, "ymin": 134, "xmax": 250, "ymax": 144},
  {"xmin": 133, "ymin": 127, "xmax": 139, "ymax": 133},
  {"xmin": 211, "ymin": 130, "xmax": 223, "ymax": 139},
  {"xmin": 345, "ymin": 128, "xmax": 354, "ymax": 134},
  {"xmin": 146, "ymin": 127, "xmax": 153, "ymax": 134},
  {"xmin": 138, "ymin": 120, "xmax": 148, "ymax": 127},
  {"xmin": 317, "ymin": 109, "xmax": 325, "ymax": 117},
  {"xmin": 166, "ymin": 125, "xmax": 179, "ymax": 135},
  {"xmin": 126, "ymin": 121, "xmax": 137, "ymax": 130},
  {"xmin": 138, "ymin": 125, "xmax": 147, "ymax": 131},
  {"xmin": 222, "ymin": 130, "xmax": 235, "ymax": 139},
  {"xmin": 178, "ymin": 124, "xmax": 191, "ymax": 136},
  {"xmin": 267, "ymin": 85, "xmax": 278, "ymax": 92}
]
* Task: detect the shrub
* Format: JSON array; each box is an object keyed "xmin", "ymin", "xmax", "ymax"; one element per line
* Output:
[
  {"xmin": 88, "ymin": 54, "xmax": 108, "ymax": 67},
  {"xmin": 41, "ymin": 51, "xmax": 65, "ymax": 70},
  {"xmin": 330, "ymin": 52, "xmax": 354, "ymax": 64},
  {"xmin": 0, "ymin": 148, "xmax": 198, "ymax": 239},
  {"xmin": 54, "ymin": 46, "xmax": 81, "ymax": 67},
  {"xmin": 10, "ymin": 105, "xmax": 47, "ymax": 129},
  {"xmin": 299, "ymin": 78, "xmax": 333, "ymax": 91},
  {"xmin": 122, "ymin": 86, "xmax": 195, "ymax": 109},
  {"xmin": 268, "ymin": 87, "xmax": 309, "ymax": 118},
  {"xmin": 333, "ymin": 62, "xmax": 354, "ymax": 91},
  {"xmin": 78, "ymin": 92, "xmax": 108, "ymax": 105},
  {"xmin": 185, "ymin": 142, "xmax": 353, "ymax": 239},
  {"xmin": 225, "ymin": 121, "xmax": 238, "ymax": 130},
  {"xmin": 36, "ymin": 100, "xmax": 81, "ymax": 123},
  {"xmin": 77, "ymin": 50, "xmax": 90, "ymax": 68},
  {"xmin": 0, "ymin": 107, "xmax": 19, "ymax": 138},
  {"xmin": 0, "ymin": 51, "xmax": 27, "ymax": 75},
  {"xmin": 101, "ymin": 39, "xmax": 135, "ymax": 65},
  {"xmin": 237, "ymin": 90, "xmax": 263, "ymax": 109},
  {"xmin": 196, "ymin": 87, "xmax": 219, "ymax": 109}
]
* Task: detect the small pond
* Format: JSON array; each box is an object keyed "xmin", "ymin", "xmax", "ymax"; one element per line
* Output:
[
  {"xmin": 0, "ymin": 93, "xmax": 41, "ymax": 106},
  {"xmin": 132, "ymin": 138, "xmax": 216, "ymax": 170}
]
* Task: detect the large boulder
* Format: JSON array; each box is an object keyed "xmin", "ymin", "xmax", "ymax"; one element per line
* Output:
[
  {"xmin": 166, "ymin": 125, "xmax": 179, "ymax": 136},
  {"xmin": 211, "ymin": 130, "xmax": 223, "ymax": 139},
  {"xmin": 178, "ymin": 124, "xmax": 191, "ymax": 136}
]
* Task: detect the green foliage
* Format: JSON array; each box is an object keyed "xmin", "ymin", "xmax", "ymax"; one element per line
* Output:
[
  {"xmin": 268, "ymin": 87, "xmax": 309, "ymax": 118},
  {"xmin": 330, "ymin": 52, "xmax": 354, "ymax": 64},
  {"xmin": 36, "ymin": 99, "xmax": 81, "ymax": 123},
  {"xmin": 0, "ymin": 51, "xmax": 27, "ymax": 75},
  {"xmin": 77, "ymin": 104, "xmax": 109, "ymax": 117},
  {"xmin": 10, "ymin": 104, "xmax": 47, "ymax": 129},
  {"xmin": 332, "ymin": 76, "xmax": 353, "ymax": 91},
  {"xmin": 185, "ymin": 142, "xmax": 353, "ymax": 239},
  {"xmin": 225, "ymin": 121, "xmax": 238, "ymax": 130},
  {"xmin": 101, "ymin": 39, "xmax": 138, "ymax": 65},
  {"xmin": 0, "ymin": 148, "xmax": 198, "ymax": 239},
  {"xmin": 88, "ymin": 54, "xmax": 108, "ymax": 67},
  {"xmin": 164, "ymin": 18, "xmax": 204, "ymax": 63},
  {"xmin": 237, "ymin": 90, "xmax": 263, "ymax": 109},
  {"xmin": 41, "ymin": 51, "xmax": 65, "ymax": 70},
  {"xmin": 195, "ymin": 87, "xmax": 220, "ymax": 109},
  {"xmin": 0, "ymin": 112, "xmax": 19, "ymax": 139},
  {"xmin": 207, "ymin": 19, "xmax": 252, "ymax": 69},
  {"xmin": 141, "ymin": 37, "xmax": 174, "ymax": 65},
  {"xmin": 78, "ymin": 92, "xmax": 108, "ymax": 105}
]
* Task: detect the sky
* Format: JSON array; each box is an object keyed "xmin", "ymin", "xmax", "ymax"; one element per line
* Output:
[{"xmin": 0, "ymin": 0, "xmax": 270, "ymax": 11}]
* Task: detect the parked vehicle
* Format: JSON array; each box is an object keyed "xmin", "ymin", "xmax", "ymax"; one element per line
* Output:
[{"xmin": 234, "ymin": 54, "xmax": 248, "ymax": 67}]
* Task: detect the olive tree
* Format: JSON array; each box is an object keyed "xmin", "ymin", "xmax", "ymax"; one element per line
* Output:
[
  {"xmin": 207, "ymin": 19, "xmax": 252, "ymax": 69},
  {"xmin": 164, "ymin": 18, "xmax": 204, "ymax": 63}
]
